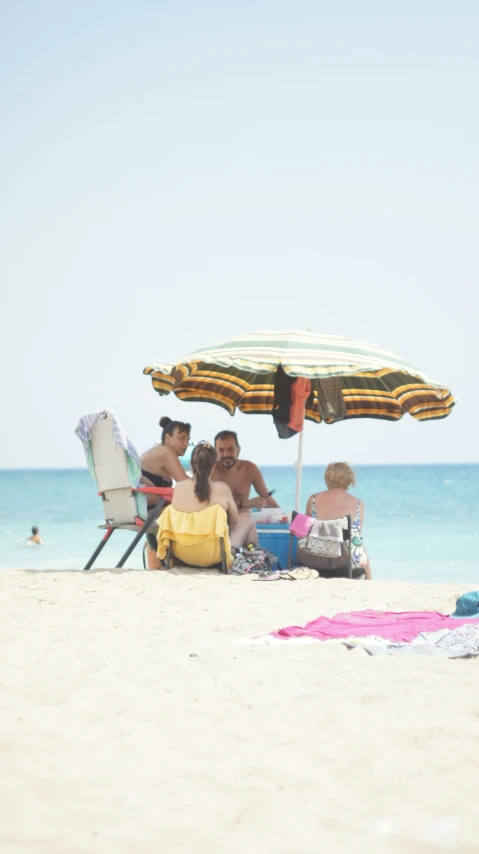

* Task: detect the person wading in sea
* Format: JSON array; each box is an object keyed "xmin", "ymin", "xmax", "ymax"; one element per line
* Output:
[{"xmin": 26, "ymin": 526, "xmax": 43, "ymax": 545}]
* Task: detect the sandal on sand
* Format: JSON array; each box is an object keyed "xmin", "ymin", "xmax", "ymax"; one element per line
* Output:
[{"xmin": 281, "ymin": 567, "xmax": 320, "ymax": 580}]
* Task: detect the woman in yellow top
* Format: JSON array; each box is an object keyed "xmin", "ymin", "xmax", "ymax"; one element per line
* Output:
[{"xmin": 156, "ymin": 442, "xmax": 238, "ymax": 570}]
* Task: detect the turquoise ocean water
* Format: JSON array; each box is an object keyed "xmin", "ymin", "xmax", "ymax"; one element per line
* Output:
[{"xmin": 0, "ymin": 465, "xmax": 478, "ymax": 582}]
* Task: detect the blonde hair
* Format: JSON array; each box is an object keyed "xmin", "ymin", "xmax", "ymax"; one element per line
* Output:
[{"xmin": 324, "ymin": 462, "xmax": 355, "ymax": 490}]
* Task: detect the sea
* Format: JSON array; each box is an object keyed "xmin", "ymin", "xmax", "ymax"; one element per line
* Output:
[{"xmin": 0, "ymin": 465, "xmax": 478, "ymax": 582}]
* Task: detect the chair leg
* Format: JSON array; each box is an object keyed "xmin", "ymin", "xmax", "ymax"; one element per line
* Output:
[
  {"xmin": 115, "ymin": 499, "xmax": 166, "ymax": 568},
  {"xmin": 84, "ymin": 527, "xmax": 114, "ymax": 570},
  {"xmin": 220, "ymin": 538, "xmax": 227, "ymax": 574},
  {"xmin": 348, "ymin": 517, "xmax": 353, "ymax": 579},
  {"xmin": 288, "ymin": 533, "xmax": 293, "ymax": 569}
]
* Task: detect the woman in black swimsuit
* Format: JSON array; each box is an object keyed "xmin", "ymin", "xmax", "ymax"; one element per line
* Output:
[
  {"xmin": 140, "ymin": 416, "xmax": 191, "ymax": 505},
  {"xmin": 140, "ymin": 417, "xmax": 192, "ymax": 567}
]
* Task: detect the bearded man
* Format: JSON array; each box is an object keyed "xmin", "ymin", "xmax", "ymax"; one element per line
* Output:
[{"xmin": 211, "ymin": 430, "xmax": 279, "ymax": 551}]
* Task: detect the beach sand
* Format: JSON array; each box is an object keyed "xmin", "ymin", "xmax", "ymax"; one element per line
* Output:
[{"xmin": 0, "ymin": 569, "xmax": 478, "ymax": 854}]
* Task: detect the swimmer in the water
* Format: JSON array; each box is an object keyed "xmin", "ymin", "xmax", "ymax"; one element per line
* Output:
[{"xmin": 26, "ymin": 526, "xmax": 44, "ymax": 545}]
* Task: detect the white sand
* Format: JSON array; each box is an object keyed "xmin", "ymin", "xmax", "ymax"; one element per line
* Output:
[{"xmin": 0, "ymin": 569, "xmax": 478, "ymax": 854}]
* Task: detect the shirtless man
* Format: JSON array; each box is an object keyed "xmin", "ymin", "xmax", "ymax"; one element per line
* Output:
[{"xmin": 211, "ymin": 430, "xmax": 279, "ymax": 550}]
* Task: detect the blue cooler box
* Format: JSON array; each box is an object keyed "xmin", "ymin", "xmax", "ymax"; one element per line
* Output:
[{"xmin": 257, "ymin": 522, "xmax": 295, "ymax": 570}]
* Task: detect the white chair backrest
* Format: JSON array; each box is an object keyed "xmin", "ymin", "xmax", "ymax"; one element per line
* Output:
[{"xmin": 89, "ymin": 413, "xmax": 138, "ymax": 525}]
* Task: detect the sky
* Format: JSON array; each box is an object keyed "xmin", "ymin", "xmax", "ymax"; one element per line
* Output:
[{"xmin": 0, "ymin": 0, "xmax": 478, "ymax": 468}]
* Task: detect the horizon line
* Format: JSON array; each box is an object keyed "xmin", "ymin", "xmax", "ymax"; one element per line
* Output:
[{"xmin": 0, "ymin": 462, "xmax": 478, "ymax": 472}]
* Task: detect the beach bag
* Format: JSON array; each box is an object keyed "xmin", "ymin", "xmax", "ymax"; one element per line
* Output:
[
  {"xmin": 230, "ymin": 547, "xmax": 279, "ymax": 575},
  {"xmin": 298, "ymin": 518, "xmax": 344, "ymax": 559},
  {"xmin": 289, "ymin": 512, "xmax": 315, "ymax": 539}
]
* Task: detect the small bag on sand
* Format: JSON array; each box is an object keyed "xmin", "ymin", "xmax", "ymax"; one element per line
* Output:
[{"xmin": 230, "ymin": 547, "xmax": 279, "ymax": 575}]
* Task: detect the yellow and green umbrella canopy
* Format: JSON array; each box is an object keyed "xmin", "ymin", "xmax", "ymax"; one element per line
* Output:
[{"xmin": 143, "ymin": 329, "xmax": 455, "ymax": 424}]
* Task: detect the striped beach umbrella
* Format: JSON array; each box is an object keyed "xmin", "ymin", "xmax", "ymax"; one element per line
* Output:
[
  {"xmin": 144, "ymin": 330, "xmax": 455, "ymax": 510},
  {"xmin": 143, "ymin": 329, "xmax": 455, "ymax": 424}
]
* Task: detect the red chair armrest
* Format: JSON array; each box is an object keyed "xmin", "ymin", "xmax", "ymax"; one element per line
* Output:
[{"xmin": 132, "ymin": 486, "xmax": 173, "ymax": 501}]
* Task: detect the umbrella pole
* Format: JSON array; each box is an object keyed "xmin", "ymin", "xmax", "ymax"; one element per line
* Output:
[{"xmin": 294, "ymin": 429, "xmax": 304, "ymax": 512}]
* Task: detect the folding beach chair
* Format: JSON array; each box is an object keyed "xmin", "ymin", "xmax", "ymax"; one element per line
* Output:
[
  {"xmin": 157, "ymin": 504, "xmax": 230, "ymax": 573},
  {"xmin": 77, "ymin": 411, "xmax": 172, "ymax": 570},
  {"xmin": 163, "ymin": 540, "xmax": 228, "ymax": 574},
  {"xmin": 288, "ymin": 513, "xmax": 365, "ymax": 579}
]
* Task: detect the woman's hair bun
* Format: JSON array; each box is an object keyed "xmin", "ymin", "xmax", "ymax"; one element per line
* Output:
[{"xmin": 159, "ymin": 416, "xmax": 172, "ymax": 428}]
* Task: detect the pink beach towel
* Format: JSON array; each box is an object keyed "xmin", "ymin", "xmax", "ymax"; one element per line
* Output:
[{"xmin": 271, "ymin": 610, "xmax": 478, "ymax": 644}]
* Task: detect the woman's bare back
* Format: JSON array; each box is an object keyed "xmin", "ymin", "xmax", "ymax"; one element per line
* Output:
[
  {"xmin": 308, "ymin": 488, "xmax": 364, "ymax": 530},
  {"xmin": 173, "ymin": 479, "xmax": 232, "ymax": 514}
]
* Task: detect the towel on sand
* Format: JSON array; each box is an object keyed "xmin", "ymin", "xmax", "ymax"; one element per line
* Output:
[{"xmin": 271, "ymin": 610, "xmax": 479, "ymax": 643}]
